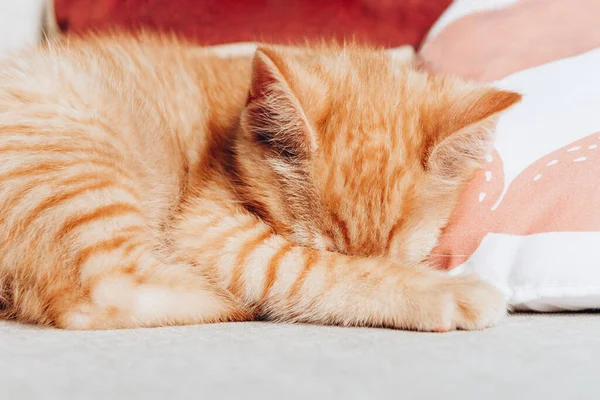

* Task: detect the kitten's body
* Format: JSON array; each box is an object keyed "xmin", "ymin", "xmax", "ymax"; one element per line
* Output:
[{"xmin": 0, "ymin": 33, "xmax": 519, "ymax": 330}]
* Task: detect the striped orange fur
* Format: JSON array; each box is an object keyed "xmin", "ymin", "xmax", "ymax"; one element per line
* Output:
[{"xmin": 0, "ymin": 32, "xmax": 520, "ymax": 331}]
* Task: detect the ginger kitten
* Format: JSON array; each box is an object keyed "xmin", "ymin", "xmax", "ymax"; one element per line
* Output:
[{"xmin": 0, "ymin": 33, "xmax": 520, "ymax": 330}]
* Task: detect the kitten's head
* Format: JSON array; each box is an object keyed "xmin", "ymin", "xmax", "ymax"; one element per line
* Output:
[{"xmin": 234, "ymin": 44, "xmax": 520, "ymax": 263}]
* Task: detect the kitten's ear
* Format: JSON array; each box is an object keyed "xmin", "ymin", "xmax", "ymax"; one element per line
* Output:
[
  {"xmin": 427, "ymin": 89, "xmax": 521, "ymax": 182},
  {"xmin": 243, "ymin": 47, "xmax": 316, "ymax": 161}
]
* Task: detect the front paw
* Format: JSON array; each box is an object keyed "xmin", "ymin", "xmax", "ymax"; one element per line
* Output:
[{"xmin": 403, "ymin": 272, "xmax": 507, "ymax": 332}]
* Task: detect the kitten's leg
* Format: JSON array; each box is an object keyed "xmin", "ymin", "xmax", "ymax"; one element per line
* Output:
[
  {"xmin": 0, "ymin": 152, "xmax": 245, "ymax": 330},
  {"xmin": 232, "ymin": 241, "xmax": 504, "ymax": 331},
  {"xmin": 175, "ymin": 199, "xmax": 506, "ymax": 331},
  {"xmin": 59, "ymin": 261, "xmax": 245, "ymax": 330}
]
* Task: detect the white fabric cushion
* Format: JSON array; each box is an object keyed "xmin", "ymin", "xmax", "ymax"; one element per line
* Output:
[{"xmin": 421, "ymin": 0, "xmax": 600, "ymax": 311}]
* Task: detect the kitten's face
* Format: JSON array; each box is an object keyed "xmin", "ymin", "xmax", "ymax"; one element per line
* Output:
[{"xmin": 235, "ymin": 45, "xmax": 520, "ymax": 263}]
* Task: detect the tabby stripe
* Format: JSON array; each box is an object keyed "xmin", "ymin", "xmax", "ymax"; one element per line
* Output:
[
  {"xmin": 56, "ymin": 173, "xmax": 140, "ymax": 201},
  {"xmin": 0, "ymin": 157, "xmax": 133, "ymax": 182},
  {"xmin": 0, "ymin": 143, "xmax": 124, "ymax": 173},
  {"xmin": 0, "ymin": 172, "xmax": 136, "ymax": 232},
  {"xmin": 109, "ymin": 229, "xmax": 146, "ymax": 260},
  {"xmin": 112, "ymin": 254, "xmax": 145, "ymax": 280},
  {"xmin": 54, "ymin": 203, "xmax": 141, "ymax": 241},
  {"xmin": 0, "ymin": 125, "xmax": 64, "ymax": 136},
  {"xmin": 81, "ymin": 255, "xmax": 143, "ymax": 294},
  {"xmin": 227, "ymin": 228, "xmax": 273, "ymax": 297},
  {"xmin": 113, "ymin": 227, "xmax": 148, "ymax": 255},
  {"xmin": 120, "ymin": 258, "xmax": 140, "ymax": 275},
  {"xmin": 202, "ymin": 218, "xmax": 258, "ymax": 252},
  {"xmin": 132, "ymin": 261, "xmax": 163, "ymax": 286},
  {"xmin": 384, "ymin": 221, "xmax": 402, "ymax": 253},
  {"xmin": 76, "ymin": 118, "xmax": 131, "ymax": 150},
  {"xmin": 74, "ymin": 235, "xmax": 135, "ymax": 270},
  {"xmin": 384, "ymin": 192, "xmax": 411, "ymax": 254},
  {"xmin": 260, "ymin": 242, "xmax": 293, "ymax": 301},
  {"xmin": 288, "ymin": 249, "xmax": 320, "ymax": 299},
  {"xmin": 122, "ymin": 239, "xmax": 146, "ymax": 257},
  {"xmin": 0, "ymin": 178, "xmax": 52, "ymax": 228},
  {"xmin": 330, "ymin": 210, "xmax": 351, "ymax": 252},
  {"xmin": 57, "ymin": 172, "xmax": 141, "ymax": 202},
  {"xmin": 8, "ymin": 180, "xmax": 116, "ymax": 242},
  {"xmin": 0, "ymin": 160, "xmax": 79, "ymax": 182},
  {"xmin": 303, "ymin": 252, "xmax": 338, "ymax": 312},
  {"xmin": 200, "ymin": 218, "xmax": 259, "ymax": 281},
  {"xmin": 0, "ymin": 143, "xmax": 117, "ymax": 159}
]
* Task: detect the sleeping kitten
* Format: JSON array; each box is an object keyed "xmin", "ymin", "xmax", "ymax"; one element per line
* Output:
[{"xmin": 0, "ymin": 33, "xmax": 520, "ymax": 330}]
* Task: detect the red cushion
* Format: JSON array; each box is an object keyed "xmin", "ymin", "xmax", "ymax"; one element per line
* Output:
[{"xmin": 54, "ymin": 0, "xmax": 451, "ymax": 48}]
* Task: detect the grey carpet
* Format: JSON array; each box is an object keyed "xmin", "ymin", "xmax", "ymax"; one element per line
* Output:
[{"xmin": 2, "ymin": 313, "xmax": 599, "ymax": 399}]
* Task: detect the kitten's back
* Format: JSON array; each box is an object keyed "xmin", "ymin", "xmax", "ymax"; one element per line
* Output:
[{"xmin": 0, "ymin": 33, "xmax": 250, "ymax": 327}]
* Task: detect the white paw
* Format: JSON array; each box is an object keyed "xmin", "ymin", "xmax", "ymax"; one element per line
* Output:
[{"xmin": 403, "ymin": 272, "xmax": 507, "ymax": 332}]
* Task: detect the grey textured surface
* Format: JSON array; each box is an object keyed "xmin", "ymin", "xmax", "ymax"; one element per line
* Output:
[{"xmin": 2, "ymin": 313, "xmax": 600, "ymax": 399}]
